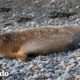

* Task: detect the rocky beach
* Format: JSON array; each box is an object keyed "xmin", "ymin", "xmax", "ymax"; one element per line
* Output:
[{"xmin": 0, "ymin": 0, "xmax": 80, "ymax": 80}]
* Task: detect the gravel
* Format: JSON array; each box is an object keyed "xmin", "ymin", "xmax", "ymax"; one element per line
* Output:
[{"xmin": 0, "ymin": 0, "xmax": 80, "ymax": 80}]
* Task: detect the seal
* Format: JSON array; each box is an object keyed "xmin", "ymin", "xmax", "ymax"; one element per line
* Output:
[{"xmin": 0, "ymin": 24, "xmax": 80, "ymax": 61}]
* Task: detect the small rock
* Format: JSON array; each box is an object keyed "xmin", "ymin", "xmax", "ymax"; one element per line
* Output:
[
  {"xmin": 56, "ymin": 76, "xmax": 62, "ymax": 80},
  {"xmin": 32, "ymin": 74, "xmax": 38, "ymax": 78},
  {"xmin": 69, "ymin": 58, "xmax": 76, "ymax": 64}
]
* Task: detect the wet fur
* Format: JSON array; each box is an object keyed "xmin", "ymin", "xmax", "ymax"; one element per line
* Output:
[{"xmin": 0, "ymin": 25, "xmax": 80, "ymax": 61}]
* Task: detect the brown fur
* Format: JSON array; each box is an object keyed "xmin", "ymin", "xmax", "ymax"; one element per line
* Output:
[{"xmin": 0, "ymin": 25, "xmax": 80, "ymax": 61}]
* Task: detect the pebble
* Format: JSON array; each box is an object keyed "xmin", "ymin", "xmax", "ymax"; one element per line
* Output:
[
  {"xmin": 56, "ymin": 76, "xmax": 62, "ymax": 80},
  {"xmin": 38, "ymin": 64, "xmax": 43, "ymax": 68},
  {"xmin": 69, "ymin": 58, "xmax": 76, "ymax": 64},
  {"xmin": 76, "ymin": 57, "xmax": 80, "ymax": 61},
  {"xmin": 32, "ymin": 74, "xmax": 38, "ymax": 78},
  {"xmin": 28, "ymin": 64, "xmax": 34, "ymax": 69},
  {"xmin": 47, "ymin": 78, "xmax": 53, "ymax": 80},
  {"xmin": 40, "ymin": 68, "xmax": 47, "ymax": 72}
]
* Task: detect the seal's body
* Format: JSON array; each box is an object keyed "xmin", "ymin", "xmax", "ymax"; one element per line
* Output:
[{"xmin": 0, "ymin": 25, "xmax": 80, "ymax": 61}]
